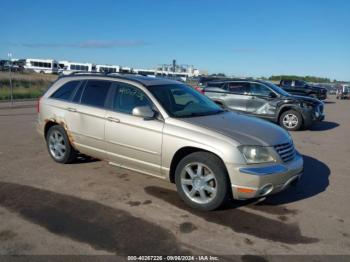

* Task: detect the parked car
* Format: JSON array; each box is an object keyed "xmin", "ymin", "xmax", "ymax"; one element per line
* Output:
[
  {"xmin": 37, "ymin": 74, "xmax": 303, "ymax": 211},
  {"xmin": 328, "ymin": 88, "xmax": 337, "ymax": 95},
  {"xmin": 336, "ymin": 85, "xmax": 350, "ymax": 99},
  {"xmin": 0, "ymin": 60, "xmax": 11, "ymax": 71},
  {"xmin": 279, "ymin": 79, "xmax": 327, "ymax": 100},
  {"xmin": 204, "ymin": 79, "xmax": 325, "ymax": 131},
  {"xmin": 0, "ymin": 59, "xmax": 25, "ymax": 72}
]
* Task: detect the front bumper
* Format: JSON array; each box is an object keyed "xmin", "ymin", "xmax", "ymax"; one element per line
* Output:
[
  {"xmin": 227, "ymin": 152, "xmax": 303, "ymax": 200},
  {"xmin": 301, "ymin": 106, "xmax": 325, "ymax": 128},
  {"xmin": 318, "ymin": 93, "xmax": 327, "ymax": 100}
]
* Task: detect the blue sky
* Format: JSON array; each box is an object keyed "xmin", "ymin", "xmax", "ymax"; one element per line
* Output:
[{"xmin": 1, "ymin": 0, "xmax": 349, "ymax": 80}]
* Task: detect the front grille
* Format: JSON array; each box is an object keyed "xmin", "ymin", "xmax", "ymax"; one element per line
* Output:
[{"xmin": 274, "ymin": 142, "xmax": 296, "ymax": 163}]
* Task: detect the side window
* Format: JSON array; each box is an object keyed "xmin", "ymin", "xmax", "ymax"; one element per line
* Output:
[
  {"xmin": 80, "ymin": 80, "xmax": 111, "ymax": 108},
  {"xmin": 249, "ymin": 83, "xmax": 274, "ymax": 97},
  {"xmin": 113, "ymin": 83, "xmax": 152, "ymax": 114},
  {"xmin": 51, "ymin": 80, "xmax": 81, "ymax": 101},
  {"xmin": 72, "ymin": 82, "xmax": 85, "ymax": 103},
  {"xmin": 226, "ymin": 82, "xmax": 249, "ymax": 95},
  {"xmin": 295, "ymin": 80, "xmax": 306, "ymax": 87},
  {"xmin": 283, "ymin": 80, "xmax": 292, "ymax": 87}
]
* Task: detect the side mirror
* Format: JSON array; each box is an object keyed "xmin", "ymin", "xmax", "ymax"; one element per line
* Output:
[{"xmin": 132, "ymin": 106, "xmax": 155, "ymax": 119}]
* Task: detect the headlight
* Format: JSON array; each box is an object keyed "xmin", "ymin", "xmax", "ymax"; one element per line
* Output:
[{"xmin": 238, "ymin": 145, "xmax": 277, "ymax": 164}]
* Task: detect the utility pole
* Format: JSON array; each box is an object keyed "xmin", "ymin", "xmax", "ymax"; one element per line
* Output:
[{"xmin": 8, "ymin": 52, "xmax": 13, "ymax": 107}]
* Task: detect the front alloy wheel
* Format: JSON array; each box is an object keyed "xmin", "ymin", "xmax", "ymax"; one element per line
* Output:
[
  {"xmin": 283, "ymin": 114, "xmax": 299, "ymax": 129},
  {"xmin": 180, "ymin": 162, "xmax": 217, "ymax": 204},
  {"xmin": 175, "ymin": 152, "xmax": 230, "ymax": 211},
  {"xmin": 279, "ymin": 110, "xmax": 303, "ymax": 131}
]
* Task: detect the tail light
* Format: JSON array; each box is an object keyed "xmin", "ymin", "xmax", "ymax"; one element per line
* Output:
[
  {"xmin": 36, "ymin": 97, "xmax": 42, "ymax": 113},
  {"xmin": 194, "ymin": 86, "xmax": 205, "ymax": 94}
]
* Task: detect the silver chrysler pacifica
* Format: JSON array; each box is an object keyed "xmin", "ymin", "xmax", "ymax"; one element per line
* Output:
[{"xmin": 37, "ymin": 74, "xmax": 303, "ymax": 210}]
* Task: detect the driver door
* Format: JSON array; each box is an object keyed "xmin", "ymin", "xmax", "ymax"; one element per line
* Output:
[{"xmin": 105, "ymin": 82, "xmax": 164, "ymax": 177}]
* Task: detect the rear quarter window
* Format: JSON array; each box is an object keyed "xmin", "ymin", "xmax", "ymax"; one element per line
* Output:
[{"xmin": 50, "ymin": 80, "xmax": 81, "ymax": 101}]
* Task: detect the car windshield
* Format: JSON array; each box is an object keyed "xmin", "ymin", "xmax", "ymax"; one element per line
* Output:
[
  {"xmin": 147, "ymin": 83, "xmax": 224, "ymax": 118},
  {"xmin": 263, "ymin": 81, "xmax": 291, "ymax": 96}
]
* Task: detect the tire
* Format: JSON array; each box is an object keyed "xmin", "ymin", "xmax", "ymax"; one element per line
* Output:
[
  {"xmin": 46, "ymin": 125, "xmax": 77, "ymax": 164},
  {"xmin": 175, "ymin": 152, "xmax": 230, "ymax": 211},
  {"xmin": 279, "ymin": 110, "xmax": 303, "ymax": 131}
]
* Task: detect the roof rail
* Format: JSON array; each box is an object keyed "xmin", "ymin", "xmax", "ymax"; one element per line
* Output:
[
  {"xmin": 69, "ymin": 71, "xmax": 107, "ymax": 76},
  {"xmin": 56, "ymin": 71, "xmax": 149, "ymax": 86}
]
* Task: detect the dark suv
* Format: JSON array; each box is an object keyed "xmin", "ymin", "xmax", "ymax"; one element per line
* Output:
[
  {"xmin": 203, "ymin": 80, "xmax": 325, "ymax": 131},
  {"xmin": 279, "ymin": 80, "xmax": 327, "ymax": 100}
]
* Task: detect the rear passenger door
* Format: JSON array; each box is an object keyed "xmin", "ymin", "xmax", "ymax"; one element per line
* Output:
[
  {"xmin": 246, "ymin": 82, "xmax": 277, "ymax": 118},
  {"xmin": 48, "ymin": 79, "xmax": 84, "ymax": 145},
  {"xmin": 223, "ymin": 82, "xmax": 250, "ymax": 112},
  {"xmin": 72, "ymin": 80, "xmax": 111, "ymax": 159},
  {"xmin": 104, "ymin": 82, "xmax": 164, "ymax": 177}
]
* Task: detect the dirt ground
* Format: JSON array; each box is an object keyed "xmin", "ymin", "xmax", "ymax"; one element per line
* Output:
[{"xmin": 0, "ymin": 96, "xmax": 349, "ymax": 258}]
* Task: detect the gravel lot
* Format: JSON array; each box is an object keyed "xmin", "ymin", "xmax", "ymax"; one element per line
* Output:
[{"xmin": 0, "ymin": 96, "xmax": 349, "ymax": 258}]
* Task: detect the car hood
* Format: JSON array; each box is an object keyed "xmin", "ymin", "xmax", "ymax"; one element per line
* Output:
[
  {"xmin": 181, "ymin": 112, "xmax": 291, "ymax": 146},
  {"xmin": 284, "ymin": 94, "xmax": 322, "ymax": 105}
]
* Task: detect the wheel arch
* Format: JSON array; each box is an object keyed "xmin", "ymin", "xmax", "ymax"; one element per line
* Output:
[
  {"xmin": 44, "ymin": 120, "xmax": 59, "ymax": 138},
  {"xmin": 169, "ymin": 146, "xmax": 230, "ymax": 185},
  {"xmin": 277, "ymin": 104, "xmax": 303, "ymax": 122}
]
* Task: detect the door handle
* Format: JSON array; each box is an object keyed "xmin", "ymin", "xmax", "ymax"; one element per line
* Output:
[
  {"xmin": 106, "ymin": 116, "xmax": 120, "ymax": 123},
  {"xmin": 66, "ymin": 107, "xmax": 77, "ymax": 112}
]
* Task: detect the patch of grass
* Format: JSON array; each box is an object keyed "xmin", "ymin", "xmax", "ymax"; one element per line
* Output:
[
  {"xmin": 0, "ymin": 72, "xmax": 57, "ymax": 100},
  {"xmin": 0, "ymin": 87, "xmax": 43, "ymax": 100}
]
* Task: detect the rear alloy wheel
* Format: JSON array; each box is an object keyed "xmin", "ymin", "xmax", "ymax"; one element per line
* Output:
[
  {"xmin": 175, "ymin": 152, "xmax": 230, "ymax": 211},
  {"xmin": 279, "ymin": 110, "xmax": 303, "ymax": 131},
  {"xmin": 46, "ymin": 125, "xmax": 77, "ymax": 164}
]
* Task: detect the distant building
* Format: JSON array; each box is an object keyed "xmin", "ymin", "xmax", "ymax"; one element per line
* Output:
[
  {"xmin": 155, "ymin": 62, "xmax": 200, "ymax": 78},
  {"xmin": 15, "ymin": 57, "xmax": 205, "ymax": 78}
]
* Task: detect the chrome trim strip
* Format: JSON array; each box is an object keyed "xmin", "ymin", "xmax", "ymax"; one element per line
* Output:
[
  {"xmin": 107, "ymin": 151, "xmax": 161, "ymax": 169},
  {"xmin": 106, "ymin": 139, "xmax": 160, "ymax": 155},
  {"xmin": 239, "ymin": 165, "xmax": 288, "ymax": 176}
]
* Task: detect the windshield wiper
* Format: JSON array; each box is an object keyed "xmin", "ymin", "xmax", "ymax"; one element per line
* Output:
[{"xmin": 177, "ymin": 110, "xmax": 225, "ymax": 118}]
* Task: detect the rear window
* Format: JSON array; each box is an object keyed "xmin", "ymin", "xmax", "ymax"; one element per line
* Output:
[
  {"xmin": 51, "ymin": 80, "xmax": 81, "ymax": 101},
  {"xmin": 80, "ymin": 80, "xmax": 111, "ymax": 108}
]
